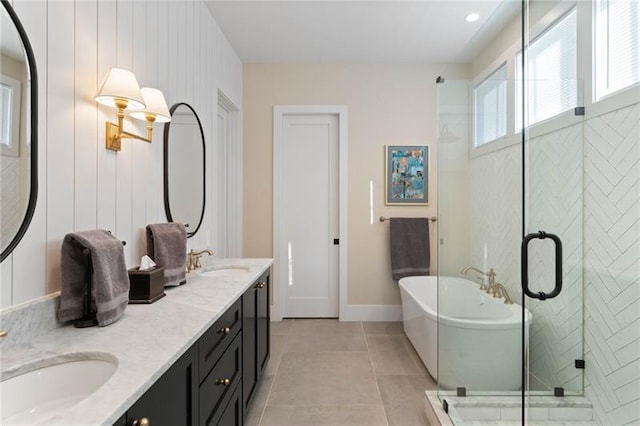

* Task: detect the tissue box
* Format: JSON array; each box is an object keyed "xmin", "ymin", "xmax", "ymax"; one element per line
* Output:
[{"xmin": 128, "ymin": 266, "xmax": 165, "ymax": 304}]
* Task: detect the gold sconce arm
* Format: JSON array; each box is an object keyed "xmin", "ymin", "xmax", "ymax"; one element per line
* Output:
[
  {"xmin": 95, "ymin": 69, "xmax": 170, "ymax": 152},
  {"xmin": 105, "ymin": 98, "xmax": 158, "ymax": 151}
]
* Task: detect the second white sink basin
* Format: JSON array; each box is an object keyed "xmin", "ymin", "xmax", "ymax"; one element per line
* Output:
[{"xmin": 0, "ymin": 353, "xmax": 117, "ymax": 424}]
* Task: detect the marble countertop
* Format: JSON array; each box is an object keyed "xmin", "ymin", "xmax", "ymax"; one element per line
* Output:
[{"xmin": 1, "ymin": 258, "xmax": 273, "ymax": 425}]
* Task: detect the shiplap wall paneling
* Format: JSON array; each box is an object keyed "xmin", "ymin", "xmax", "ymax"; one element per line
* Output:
[
  {"xmin": 2, "ymin": 0, "xmax": 243, "ymax": 307},
  {"xmin": 96, "ymin": 0, "xmax": 117, "ymax": 242},
  {"xmin": 200, "ymin": 0, "xmax": 213, "ymax": 253},
  {"xmin": 202, "ymin": 1, "xmax": 215, "ymax": 252},
  {"xmin": 153, "ymin": 0, "xmax": 168, "ymax": 227},
  {"xmin": 115, "ymin": 0, "xmax": 134, "ymax": 266},
  {"xmin": 144, "ymin": 0, "xmax": 160, "ymax": 235},
  {"xmin": 1, "ymin": 258, "xmax": 11, "ymax": 307},
  {"xmin": 10, "ymin": 0, "xmax": 48, "ymax": 306},
  {"xmin": 131, "ymin": 0, "xmax": 148, "ymax": 263},
  {"xmin": 74, "ymin": 0, "xmax": 98, "ymax": 233},
  {"xmin": 177, "ymin": 3, "xmax": 187, "ymax": 101},
  {"xmin": 46, "ymin": 1, "xmax": 75, "ymax": 295},
  {"xmin": 166, "ymin": 2, "xmax": 178, "ymax": 105}
]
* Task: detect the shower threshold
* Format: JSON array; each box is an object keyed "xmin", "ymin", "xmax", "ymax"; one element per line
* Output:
[{"xmin": 425, "ymin": 390, "xmax": 595, "ymax": 425}]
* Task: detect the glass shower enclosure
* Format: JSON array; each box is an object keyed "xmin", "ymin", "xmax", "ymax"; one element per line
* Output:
[{"xmin": 435, "ymin": 0, "xmax": 585, "ymax": 422}]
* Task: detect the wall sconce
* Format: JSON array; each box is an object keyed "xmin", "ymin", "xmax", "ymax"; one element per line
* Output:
[{"xmin": 95, "ymin": 68, "xmax": 171, "ymax": 151}]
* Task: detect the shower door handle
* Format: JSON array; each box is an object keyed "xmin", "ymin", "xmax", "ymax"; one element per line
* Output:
[{"xmin": 521, "ymin": 231, "xmax": 562, "ymax": 300}]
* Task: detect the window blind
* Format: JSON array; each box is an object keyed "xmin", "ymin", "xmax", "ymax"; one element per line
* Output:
[
  {"xmin": 516, "ymin": 8, "xmax": 577, "ymax": 129},
  {"xmin": 475, "ymin": 64, "xmax": 507, "ymax": 146},
  {"xmin": 594, "ymin": 0, "xmax": 640, "ymax": 100}
]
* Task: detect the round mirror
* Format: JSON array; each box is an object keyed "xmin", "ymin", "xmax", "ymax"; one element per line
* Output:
[
  {"xmin": 1, "ymin": 0, "xmax": 38, "ymax": 262},
  {"xmin": 163, "ymin": 103, "xmax": 205, "ymax": 238}
]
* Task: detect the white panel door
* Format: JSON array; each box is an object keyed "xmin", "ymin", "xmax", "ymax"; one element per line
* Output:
[{"xmin": 282, "ymin": 114, "xmax": 339, "ymax": 317}]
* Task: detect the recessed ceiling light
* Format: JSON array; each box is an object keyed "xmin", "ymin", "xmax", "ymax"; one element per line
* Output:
[{"xmin": 465, "ymin": 13, "xmax": 480, "ymax": 23}]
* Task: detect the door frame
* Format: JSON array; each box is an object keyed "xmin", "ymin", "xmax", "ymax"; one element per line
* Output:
[
  {"xmin": 272, "ymin": 105, "xmax": 348, "ymax": 321},
  {"xmin": 217, "ymin": 90, "xmax": 242, "ymax": 257}
]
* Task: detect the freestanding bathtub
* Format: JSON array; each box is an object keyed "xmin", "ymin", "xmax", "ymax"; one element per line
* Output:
[{"xmin": 399, "ymin": 276, "xmax": 532, "ymax": 391}]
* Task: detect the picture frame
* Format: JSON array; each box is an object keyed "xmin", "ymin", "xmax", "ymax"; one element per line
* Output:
[{"xmin": 385, "ymin": 144, "xmax": 429, "ymax": 205}]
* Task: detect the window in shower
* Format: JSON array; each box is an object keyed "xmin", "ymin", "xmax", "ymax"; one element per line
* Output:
[
  {"xmin": 474, "ymin": 63, "xmax": 507, "ymax": 147},
  {"xmin": 515, "ymin": 8, "xmax": 577, "ymax": 130},
  {"xmin": 594, "ymin": 0, "xmax": 640, "ymax": 101}
]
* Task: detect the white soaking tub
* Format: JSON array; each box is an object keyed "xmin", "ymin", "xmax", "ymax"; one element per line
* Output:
[{"xmin": 399, "ymin": 275, "xmax": 532, "ymax": 391}]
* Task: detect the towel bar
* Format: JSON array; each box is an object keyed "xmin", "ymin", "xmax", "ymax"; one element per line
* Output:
[{"xmin": 379, "ymin": 216, "xmax": 437, "ymax": 223}]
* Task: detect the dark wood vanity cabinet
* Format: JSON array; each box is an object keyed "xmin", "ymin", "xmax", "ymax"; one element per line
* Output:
[
  {"xmin": 256, "ymin": 272, "xmax": 270, "ymax": 378},
  {"xmin": 116, "ymin": 270, "xmax": 270, "ymax": 426},
  {"xmin": 126, "ymin": 345, "xmax": 199, "ymax": 426},
  {"xmin": 242, "ymin": 270, "xmax": 270, "ymax": 419}
]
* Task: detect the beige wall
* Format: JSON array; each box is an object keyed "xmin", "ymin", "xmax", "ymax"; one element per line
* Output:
[{"xmin": 243, "ymin": 63, "xmax": 452, "ymax": 306}]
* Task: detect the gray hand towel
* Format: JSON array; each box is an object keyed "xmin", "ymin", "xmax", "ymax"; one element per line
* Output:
[
  {"xmin": 59, "ymin": 230, "xmax": 130, "ymax": 326},
  {"xmin": 146, "ymin": 223, "xmax": 187, "ymax": 287},
  {"xmin": 390, "ymin": 217, "xmax": 430, "ymax": 280}
]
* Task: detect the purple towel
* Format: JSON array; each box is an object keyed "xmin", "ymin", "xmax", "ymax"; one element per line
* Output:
[{"xmin": 390, "ymin": 218, "xmax": 430, "ymax": 280}]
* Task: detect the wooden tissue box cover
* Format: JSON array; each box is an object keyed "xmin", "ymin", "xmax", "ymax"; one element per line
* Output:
[{"xmin": 128, "ymin": 266, "xmax": 165, "ymax": 304}]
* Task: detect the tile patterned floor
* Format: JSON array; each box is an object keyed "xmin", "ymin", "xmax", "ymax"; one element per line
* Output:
[{"xmin": 246, "ymin": 319, "xmax": 438, "ymax": 426}]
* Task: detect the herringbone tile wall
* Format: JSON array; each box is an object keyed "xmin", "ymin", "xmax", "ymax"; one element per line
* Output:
[
  {"xmin": 468, "ymin": 103, "xmax": 639, "ymax": 424},
  {"xmin": 468, "ymin": 145, "xmax": 522, "ymax": 300},
  {"xmin": 583, "ymin": 104, "xmax": 640, "ymax": 425},
  {"xmin": 527, "ymin": 123, "xmax": 584, "ymax": 394}
]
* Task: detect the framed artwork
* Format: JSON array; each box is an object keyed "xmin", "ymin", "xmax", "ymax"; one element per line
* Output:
[{"xmin": 385, "ymin": 145, "xmax": 429, "ymax": 205}]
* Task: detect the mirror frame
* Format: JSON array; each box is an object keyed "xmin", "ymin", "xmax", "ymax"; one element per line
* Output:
[
  {"xmin": 163, "ymin": 102, "xmax": 206, "ymax": 238},
  {"xmin": 1, "ymin": 0, "xmax": 38, "ymax": 262}
]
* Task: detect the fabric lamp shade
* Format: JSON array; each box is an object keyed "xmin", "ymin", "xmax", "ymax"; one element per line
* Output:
[
  {"xmin": 95, "ymin": 68, "xmax": 146, "ymax": 110},
  {"xmin": 130, "ymin": 88, "xmax": 171, "ymax": 123}
]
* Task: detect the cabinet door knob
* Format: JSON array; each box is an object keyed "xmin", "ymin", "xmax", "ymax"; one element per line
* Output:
[
  {"xmin": 220, "ymin": 326, "xmax": 232, "ymax": 335},
  {"xmin": 217, "ymin": 378, "xmax": 231, "ymax": 386},
  {"xmin": 256, "ymin": 281, "xmax": 266, "ymax": 289},
  {"xmin": 132, "ymin": 418, "xmax": 150, "ymax": 426}
]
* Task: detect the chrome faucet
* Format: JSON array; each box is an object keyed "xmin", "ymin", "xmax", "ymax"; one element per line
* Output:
[
  {"xmin": 461, "ymin": 265, "xmax": 496, "ymax": 292},
  {"xmin": 187, "ymin": 249, "xmax": 214, "ymax": 273},
  {"xmin": 494, "ymin": 283, "xmax": 514, "ymax": 304}
]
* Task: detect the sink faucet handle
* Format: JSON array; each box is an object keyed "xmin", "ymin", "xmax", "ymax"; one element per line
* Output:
[{"xmin": 187, "ymin": 249, "xmax": 214, "ymax": 272}]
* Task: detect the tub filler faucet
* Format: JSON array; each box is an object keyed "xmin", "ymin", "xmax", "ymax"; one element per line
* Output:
[
  {"xmin": 494, "ymin": 283, "xmax": 514, "ymax": 304},
  {"xmin": 460, "ymin": 265, "xmax": 496, "ymax": 292},
  {"xmin": 461, "ymin": 266, "xmax": 513, "ymax": 304}
]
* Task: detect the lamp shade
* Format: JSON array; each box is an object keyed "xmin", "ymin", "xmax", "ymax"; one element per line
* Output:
[
  {"xmin": 95, "ymin": 68, "xmax": 145, "ymax": 110},
  {"xmin": 130, "ymin": 88, "xmax": 171, "ymax": 123}
]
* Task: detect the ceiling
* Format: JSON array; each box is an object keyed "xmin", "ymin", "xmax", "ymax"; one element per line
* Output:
[{"xmin": 204, "ymin": 1, "xmax": 520, "ymax": 64}]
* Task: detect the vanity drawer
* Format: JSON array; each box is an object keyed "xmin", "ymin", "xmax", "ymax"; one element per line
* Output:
[
  {"xmin": 199, "ymin": 333, "xmax": 242, "ymax": 425},
  {"xmin": 198, "ymin": 298, "xmax": 241, "ymax": 382}
]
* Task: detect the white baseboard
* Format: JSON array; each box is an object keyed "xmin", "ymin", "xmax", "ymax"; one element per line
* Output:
[{"xmin": 339, "ymin": 304, "xmax": 402, "ymax": 322}]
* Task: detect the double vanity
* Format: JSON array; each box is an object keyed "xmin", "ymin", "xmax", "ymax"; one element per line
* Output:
[{"xmin": 0, "ymin": 258, "xmax": 272, "ymax": 425}]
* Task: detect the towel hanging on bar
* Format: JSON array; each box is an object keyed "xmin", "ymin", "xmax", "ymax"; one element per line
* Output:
[
  {"xmin": 389, "ymin": 217, "xmax": 431, "ymax": 280},
  {"xmin": 59, "ymin": 230, "xmax": 130, "ymax": 327}
]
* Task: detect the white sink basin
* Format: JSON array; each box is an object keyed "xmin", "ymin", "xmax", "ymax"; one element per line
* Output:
[
  {"xmin": 0, "ymin": 353, "xmax": 117, "ymax": 424},
  {"xmin": 200, "ymin": 264, "xmax": 250, "ymax": 276}
]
